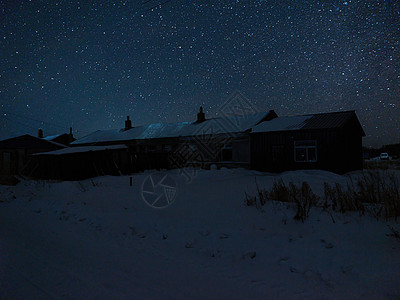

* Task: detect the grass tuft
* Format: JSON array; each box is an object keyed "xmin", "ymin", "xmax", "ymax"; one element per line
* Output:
[{"xmin": 247, "ymin": 170, "xmax": 400, "ymax": 221}]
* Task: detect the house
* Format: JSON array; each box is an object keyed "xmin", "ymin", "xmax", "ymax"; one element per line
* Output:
[
  {"xmin": 250, "ymin": 110, "xmax": 365, "ymax": 174},
  {"xmin": 26, "ymin": 145, "xmax": 130, "ymax": 180},
  {"xmin": 0, "ymin": 134, "xmax": 66, "ymax": 176},
  {"xmin": 24, "ymin": 108, "xmax": 276, "ymax": 180},
  {"xmin": 21, "ymin": 108, "xmax": 365, "ymax": 180},
  {"xmin": 70, "ymin": 108, "xmax": 278, "ymax": 170}
]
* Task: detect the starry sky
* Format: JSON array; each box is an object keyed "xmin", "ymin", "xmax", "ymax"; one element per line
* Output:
[{"xmin": 0, "ymin": 0, "xmax": 399, "ymax": 147}]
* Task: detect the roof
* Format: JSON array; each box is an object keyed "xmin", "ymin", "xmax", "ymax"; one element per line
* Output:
[
  {"xmin": 301, "ymin": 111, "xmax": 361, "ymax": 130},
  {"xmin": 251, "ymin": 115, "xmax": 313, "ymax": 133},
  {"xmin": 43, "ymin": 134, "xmax": 65, "ymax": 141},
  {"xmin": 34, "ymin": 145, "xmax": 128, "ymax": 156},
  {"xmin": 252, "ymin": 110, "xmax": 365, "ymax": 136},
  {"xmin": 0, "ymin": 134, "xmax": 67, "ymax": 149},
  {"xmin": 72, "ymin": 111, "xmax": 271, "ymax": 145}
]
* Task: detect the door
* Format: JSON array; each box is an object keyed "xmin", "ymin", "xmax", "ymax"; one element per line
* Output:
[
  {"xmin": 2, "ymin": 152, "xmax": 11, "ymax": 174},
  {"xmin": 271, "ymin": 145, "xmax": 286, "ymax": 172}
]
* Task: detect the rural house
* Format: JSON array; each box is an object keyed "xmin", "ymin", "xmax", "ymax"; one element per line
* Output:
[
  {"xmin": 27, "ymin": 145, "xmax": 130, "ymax": 180},
  {"xmin": 17, "ymin": 109, "xmax": 365, "ymax": 180},
  {"xmin": 0, "ymin": 134, "xmax": 66, "ymax": 176},
  {"xmin": 250, "ymin": 110, "xmax": 365, "ymax": 174},
  {"xmin": 70, "ymin": 108, "xmax": 278, "ymax": 168},
  {"xmin": 27, "ymin": 108, "xmax": 277, "ymax": 179}
]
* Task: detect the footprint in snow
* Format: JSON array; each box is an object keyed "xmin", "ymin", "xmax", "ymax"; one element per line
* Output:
[
  {"xmin": 320, "ymin": 239, "xmax": 334, "ymax": 249},
  {"xmin": 279, "ymin": 256, "xmax": 290, "ymax": 264},
  {"xmin": 250, "ymin": 279, "xmax": 266, "ymax": 286},
  {"xmin": 210, "ymin": 250, "xmax": 222, "ymax": 258},
  {"xmin": 129, "ymin": 226, "xmax": 136, "ymax": 235},
  {"xmin": 185, "ymin": 240, "xmax": 195, "ymax": 248},
  {"xmin": 341, "ymin": 265, "xmax": 353, "ymax": 274},
  {"xmin": 137, "ymin": 233, "xmax": 146, "ymax": 238},
  {"xmin": 219, "ymin": 233, "xmax": 230, "ymax": 239},
  {"xmin": 199, "ymin": 229, "xmax": 210, "ymax": 237},
  {"xmin": 242, "ymin": 251, "xmax": 256, "ymax": 259}
]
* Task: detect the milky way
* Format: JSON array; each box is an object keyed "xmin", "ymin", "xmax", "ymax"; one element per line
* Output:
[{"xmin": 1, "ymin": 1, "xmax": 399, "ymax": 147}]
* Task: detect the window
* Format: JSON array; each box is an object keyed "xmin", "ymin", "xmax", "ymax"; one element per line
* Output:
[{"xmin": 294, "ymin": 140, "xmax": 317, "ymax": 162}]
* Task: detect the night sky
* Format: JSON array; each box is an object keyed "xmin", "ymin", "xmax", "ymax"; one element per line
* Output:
[{"xmin": 1, "ymin": 0, "xmax": 399, "ymax": 147}]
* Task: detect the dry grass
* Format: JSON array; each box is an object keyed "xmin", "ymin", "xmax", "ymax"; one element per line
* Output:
[
  {"xmin": 245, "ymin": 178, "xmax": 318, "ymax": 222},
  {"xmin": 246, "ymin": 170, "xmax": 400, "ymax": 221},
  {"xmin": 324, "ymin": 170, "xmax": 400, "ymax": 219}
]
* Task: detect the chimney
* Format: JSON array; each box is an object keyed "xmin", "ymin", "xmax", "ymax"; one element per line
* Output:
[
  {"xmin": 266, "ymin": 110, "xmax": 278, "ymax": 121},
  {"xmin": 255, "ymin": 109, "xmax": 278, "ymax": 125},
  {"xmin": 69, "ymin": 127, "xmax": 74, "ymax": 140},
  {"xmin": 38, "ymin": 128, "xmax": 43, "ymax": 138},
  {"xmin": 125, "ymin": 116, "xmax": 132, "ymax": 130},
  {"xmin": 196, "ymin": 106, "xmax": 205, "ymax": 123},
  {"xmin": 68, "ymin": 127, "xmax": 75, "ymax": 144}
]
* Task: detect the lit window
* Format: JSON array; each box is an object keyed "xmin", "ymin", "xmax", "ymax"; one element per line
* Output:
[{"xmin": 294, "ymin": 140, "xmax": 317, "ymax": 162}]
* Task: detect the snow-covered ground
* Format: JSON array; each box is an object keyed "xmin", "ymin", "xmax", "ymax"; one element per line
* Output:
[{"xmin": 1, "ymin": 168, "xmax": 399, "ymax": 299}]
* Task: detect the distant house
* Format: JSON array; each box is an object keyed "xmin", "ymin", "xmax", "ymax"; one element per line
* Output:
[
  {"xmin": 0, "ymin": 134, "xmax": 66, "ymax": 176},
  {"xmin": 250, "ymin": 111, "xmax": 365, "ymax": 174}
]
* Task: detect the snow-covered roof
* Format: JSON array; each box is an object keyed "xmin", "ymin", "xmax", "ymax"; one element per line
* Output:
[
  {"xmin": 72, "ymin": 112, "xmax": 269, "ymax": 145},
  {"xmin": 252, "ymin": 111, "xmax": 364, "ymax": 134},
  {"xmin": 0, "ymin": 134, "xmax": 67, "ymax": 149},
  {"xmin": 34, "ymin": 145, "xmax": 127, "ymax": 156},
  {"xmin": 252, "ymin": 115, "xmax": 312, "ymax": 133},
  {"xmin": 43, "ymin": 134, "xmax": 64, "ymax": 141}
]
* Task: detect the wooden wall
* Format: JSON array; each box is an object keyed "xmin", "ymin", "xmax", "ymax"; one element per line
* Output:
[{"xmin": 250, "ymin": 127, "xmax": 363, "ymax": 174}]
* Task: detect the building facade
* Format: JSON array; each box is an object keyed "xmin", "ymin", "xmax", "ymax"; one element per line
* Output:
[{"xmin": 250, "ymin": 111, "xmax": 365, "ymax": 174}]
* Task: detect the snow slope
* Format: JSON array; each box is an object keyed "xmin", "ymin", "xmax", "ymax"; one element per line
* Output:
[{"xmin": 0, "ymin": 169, "xmax": 399, "ymax": 299}]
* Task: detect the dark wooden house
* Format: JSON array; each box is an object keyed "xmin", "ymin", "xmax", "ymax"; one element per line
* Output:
[
  {"xmin": 250, "ymin": 111, "xmax": 365, "ymax": 174},
  {"xmin": 26, "ymin": 145, "xmax": 131, "ymax": 180},
  {"xmin": 0, "ymin": 134, "xmax": 66, "ymax": 176}
]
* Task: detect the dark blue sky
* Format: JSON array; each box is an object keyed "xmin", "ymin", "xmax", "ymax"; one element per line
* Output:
[{"xmin": 1, "ymin": 0, "xmax": 399, "ymax": 147}]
